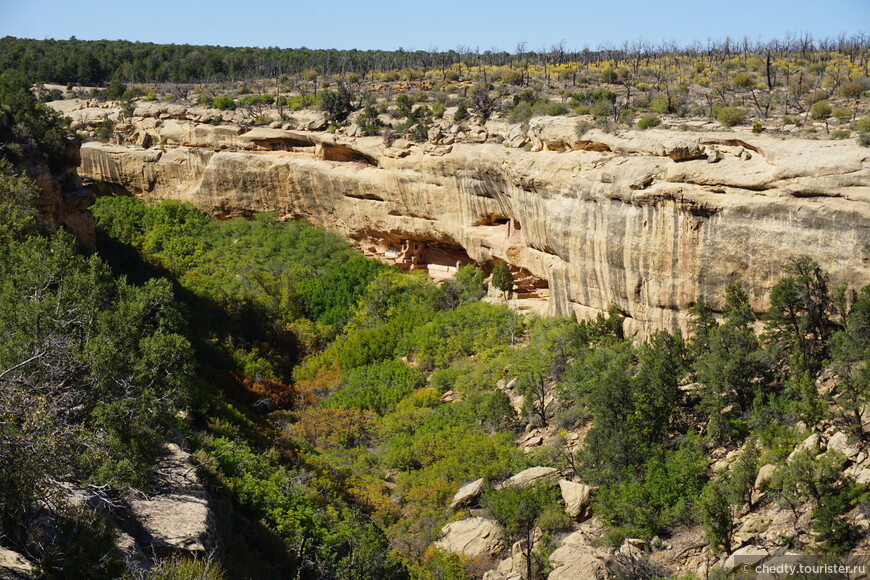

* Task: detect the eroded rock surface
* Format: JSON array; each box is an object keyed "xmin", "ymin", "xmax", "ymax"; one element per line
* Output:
[
  {"xmin": 127, "ymin": 443, "xmax": 216, "ymax": 556},
  {"xmin": 0, "ymin": 547, "xmax": 33, "ymax": 579},
  {"xmin": 76, "ymin": 114, "xmax": 870, "ymax": 337}
]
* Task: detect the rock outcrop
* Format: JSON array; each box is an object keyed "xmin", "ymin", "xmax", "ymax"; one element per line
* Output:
[
  {"xmin": 558, "ymin": 479, "xmax": 593, "ymax": 521},
  {"xmin": 435, "ymin": 517, "xmax": 504, "ymax": 557},
  {"xmin": 548, "ymin": 544, "xmax": 613, "ymax": 580},
  {"xmin": 126, "ymin": 443, "xmax": 217, "ymax": 556},
  {"xmin": 75, "ymin": 110, "xmax": 870, "ymax": 337},
  {"xmin": 0, "ymin": 547, "xmax": 33, "ymax": 579},
  {"xmin": 501, "ymin": 466, "xmax": 560, "ymax": 489},
  {"xmin": 450, "ymin": 478, "xmax": 485, "ymax": 510}
]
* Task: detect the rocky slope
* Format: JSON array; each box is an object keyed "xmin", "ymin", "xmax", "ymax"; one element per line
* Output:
[
  {"xmin": 0, "ymin": 108, "xmax": 95, "ymax": 251},
  {"xmin": 74, "ymin": 103, "xmax": 870, "ymax": 337}
]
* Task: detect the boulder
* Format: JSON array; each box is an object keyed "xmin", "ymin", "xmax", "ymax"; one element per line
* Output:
[
  {"xmin": 666, "ymin": 142, "xmax": 706, "ymax": 161},
  {"xmin": 558, "ymin": 480, "xmax": 593, "ymax": 521},
  {"xmin": 754, "ymin": 464, "xmax": 777, "ymax": 492},
  {"xmin": 450, "ymin": 478, "xmax": 485, "ymax": 510},
  {"xmin": 301, "ymin": 114, "xmax": 328, "ymax": 131},
  {"xmin": 826, "ymin": 430, "xmax": 860, "ymax": 461},
  {"xmin": 435, "ymin": 517, "xmax": 504, "ymax": 557},
  {"xmin": 723, "ymin": 545, "xmax": 768, "ymax": 573},
  {"xmin": 0, "ymin": 547, "xmax": 33, "ymax": 579},
  {"xmin": 787, "ymin": 433, "xmax": 823, "ymax": 462},
  {"xmin": 127, "ymin": 443, "xmax": 216, "ymax": 555},
  {"xmin": 548, "ymin": 544, "xmax": 612, "ymax": 580},
  {"xmin": 503, "ymin": 466, "xmax": 560, "ymax": 488}
]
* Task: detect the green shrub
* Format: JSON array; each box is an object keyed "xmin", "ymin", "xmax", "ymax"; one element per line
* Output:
[
  {"xmin": 95, "ymin": 116, "xmax": 115, "ymax": 141},
  {"xmin": 357, "ymin": 105, "xmax": 383, "ymax": 136},
  {"xmin": 810, "ymin": 100, "xmax": 832, "ymax": 121},
  {"xmin": 35, "ymin": 507, "xmax": 125, "ymax": 580},
  {"xmin": 286, "ymin": 94, "xmax": 316, "ymax": 110},
  {"xmin": 732, "ymin": 72, "xmax": 757, "ymax": 91},
  {"xmin": 649, "ymin": 93, "xmax": 671, "ymax": 114},
  {"xmin": 140, "ymin": 555, "xmax": 227, "ymax": 580},
  {"xmin": 590, "ymin": 99, "xmax": 613, "ymax": 120},
  {"xmin": 617, "ymin": 108, "xmax": 635, "ymax": 126},
  {"xmin": 318, "ymin": 86, "xmax": 355, "ymax": 122},
  {"xmin": 212, "ymin": 96, "xmax": 236, "ymax": 110},
  {"xmin": 859, "ymin": 132, "xmax": 870, "ymax": 147},
  {"xmin": 837, "ymin": 80, "xmax": 866, "ymax": 98},
  {"xmin": 431, "ymin": 101, "xmax": 446, "ymax": 118},
  {"xmin": 501, "ymin": 69, "xmax": 524, "ymax": 86},
  {"xmin": 594, "ymin": 442, "xmax": 707, "ymax": 539},
  {"xmin": 831, "ymin": 130, "xmax": 851, "ymax": 140},
  {"xmin": 637, "ymin": 114, "xmax": 661, "ymax": 130},
  {"xmin": 855, "ymin": 117, "xmax": 870, "ymax": 132},
  {"xmin": 325, "ymin": 360, "xmax": 423, "ymax": 415},
  {"xmin": 716, "ymin": 107, "xmax": 746, "ymax": 127},
  {"xmin": 453, "ymin": 101, "xmax": 469, "ymax": 122},
  {"xmin": 600, "ymin": 68, "xmax": 618, "ymax": 84},
  {"xmin": 699, "ymin": 482, "xmax": 733, "ymax": 553},
  {"xmin": 832, "ymin": 107, "xmax": 853, "ymax": 124},
  {"xmin": 752, "ymin": 122, "xmax": 764, "ymax": 133}
]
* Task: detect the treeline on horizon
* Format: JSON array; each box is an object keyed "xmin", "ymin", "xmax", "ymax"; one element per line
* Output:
[{"xmin": 1, "ymin": 33, "xmax": 869, "ymax": 86}]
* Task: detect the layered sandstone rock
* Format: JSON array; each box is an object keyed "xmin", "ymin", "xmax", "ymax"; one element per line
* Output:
[{"xmin": 77, "ymin": 117, "xmax": 870, "ymax": 337}]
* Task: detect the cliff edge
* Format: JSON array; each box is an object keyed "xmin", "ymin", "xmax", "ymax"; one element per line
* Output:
[{"xmin": 77, "ymin": 112, "xmax": 870, "ymax": 337}]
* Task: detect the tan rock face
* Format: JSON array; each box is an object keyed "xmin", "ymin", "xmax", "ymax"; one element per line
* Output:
[
  {"xmin": 435, "ymin": 517, "xmax": 504, "ymax": 557},
  {"xmin": 501, "ymin": 466, "xmax": 560, "ymax": 488},
  {"xmin": 450, "ymin": 478, "xmax": 485, "ymax": 510},
  {"xmin": 127, "ymin": 443, "xmax": 216, "ymax": 555},
  {"xmin": 78, "ymin": 121, "xmax": 870, "ymax": 338},
  {"xmin": 17, "ymin": 134, "xmax": 96, "ymax": 251},
  {"xmin": 558, "ymin": 479, "xmax": 593, "ymax": 521}
]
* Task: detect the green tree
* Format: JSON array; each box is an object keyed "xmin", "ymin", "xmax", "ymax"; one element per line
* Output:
[
  {"xmin": 357, "ymin": 105, "xmax": 384, "ymax": 136},
  {"xmin": 453, "ymin": 101, "xmax": 469, "ymax": 122},
  {"xmin": 440, "ymin": 264, "xmax": 486, "ymax": 308},
  {"xmin": 484, "ymin": 483, "xmax": 560, "ymax": 580},
  {"xmin": 687, "ymin": 294, "xmax": 718, "ymax": 361},
  {"xmin": 514, "ymin": 349, "xmax": 555, "ymax": 427},
  {"xmin": 769, "ymin": 449, "xmax": 865, "ymax": 553},
  {"xmin": 694, "ymin": 284, "xmax": 763, "ymax": 442},
  {"xmin": 0, "ymin": 162, "xmax": 46, "ymax": 244},
  {"xmin": 830, "ymin": 285, "xmax": 870, "ymax": 438},
  {"xmin": 764, "ymin": 256, "xmax": 832, "ymax": 377},
  {"xmin": 699, "ymin": 481, "xmax": 734, "ymax": 553},
  {"xmin": 318, "ymin": 84, "xmax": 356, "ymax": 123},
  {"xmin": 595, "ymin": 441, "xmax": 707, "ymax": 539},
  {"xmin": 728, "ymin": 440, "xmax": 760, "ymax": 509},
  {"xmin": 632, "ymin": 331, "xmax": 686, "ymax": 444},
  {"xmin": 491, "ymin": 261, "xmax": 513, "ymax": 299},
  {"xmin": 570, "ymin": 340, "xmax": 642, "ymax": 483}
]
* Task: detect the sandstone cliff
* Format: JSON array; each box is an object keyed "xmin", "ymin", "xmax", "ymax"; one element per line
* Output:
[{"xmin": 77, "ymin": 113, "xmax": 870, "ymax": 337}]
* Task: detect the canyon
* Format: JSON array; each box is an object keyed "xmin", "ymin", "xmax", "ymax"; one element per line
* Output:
[{"xmin": 74, "ymin": 104, "xmax": 870, "ymax": 337}]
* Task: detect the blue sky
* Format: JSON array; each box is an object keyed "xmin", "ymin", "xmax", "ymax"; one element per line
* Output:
[{"xmin": 0, "ymin": 0, "xmax": 867, "ymax": 52}]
